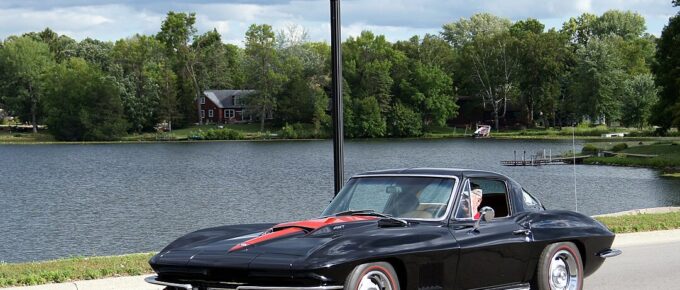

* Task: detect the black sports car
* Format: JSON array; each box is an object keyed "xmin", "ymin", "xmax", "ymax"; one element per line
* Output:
[{"xmin": 146, "ymin": 168, "xmax": 620, "ymax": 290}]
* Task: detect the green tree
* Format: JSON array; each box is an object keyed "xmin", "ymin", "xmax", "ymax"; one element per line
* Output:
[
  {"xmin": 561, "ymin": 13, "xmax": 598, "ymax": 46},
  {"xmin": 387, "ymin": 102, "xmax": 422, "ymax": 137},
  {"xmin": 620, "ymin": 74, "xmax": 658, "ymax": 129},
  {"xmin": 441, "ymin": 13, "xmax": 512, "ymax": 48},
  {"xmin": 157, "ymin": 12, "xmax": 200, "ymax": 127},
  {"xmin": 0, "ymin": 36, "xmax": 54, "ymax": 133},
  {"xmin": 112, "ymin": 35, "xmax": 166, "ymax": 132},
  {"xmin": 651, "ymin": 12, "xmax": 680, "ymax": 130},
  {"xmin": 570, "ymin": 37, "xmax": 625, "ymax": 124},
  {"xmin": 348, "ymin": 96, "xmax": 386, "ymax": 138},
  {"xmin": 243, "ymin": 24, "xmax": 287, "ymax": 131},
  {"xmin": 592, "ymin": 10, "xmax": 646, "ymax": 40},
  {"xmin": 43, "ymin": 58, "xmax": 128, "ymax": 141},
  {"xmin": 512, "ymin": 20, "xmax": 572, "ymax": 127},
  {"xmin": 75, "ymin": 38, "xmax": 114, "ymax": 71}
]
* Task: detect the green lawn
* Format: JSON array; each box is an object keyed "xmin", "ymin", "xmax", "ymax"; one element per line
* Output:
[
  {"xmin": 0, "ymin": 131, "xmax": 54, "ymax": 143},
  {"xmin": 596, "ymin": 211, "xmax": 680, "ymax": 233},
  {"xmin": 584, "ymin": 142, "xmax": 680, "ymax": 170},
  {"xmin": 0, "ymin": 253, "xmax": 154, "ymax": 287}
]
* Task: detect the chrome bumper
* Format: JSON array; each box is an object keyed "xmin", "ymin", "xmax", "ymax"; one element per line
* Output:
[
  {"xmin": 145, "ymin": 275, "xmax": 344, "ymax": 290},
  {"xmin": 597, "ymin": 248, "xmax": 622, "ymax": 258}
]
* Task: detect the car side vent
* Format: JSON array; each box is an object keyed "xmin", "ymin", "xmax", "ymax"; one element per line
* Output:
[{"xmin": 418, "ymin": 263, "xmax": 443, "ymax": 290}]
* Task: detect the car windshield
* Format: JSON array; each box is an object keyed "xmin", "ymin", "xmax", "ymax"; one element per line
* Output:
[{"xmin": 322, "ymin": 176, "xmax": 456, "ymax": 220}]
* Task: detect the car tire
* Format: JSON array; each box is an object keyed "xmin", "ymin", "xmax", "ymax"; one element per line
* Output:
[
  {"xmin": 345, "ymin": 262, "xmax": 400, "ymax": 290},
  {"xmin": 535, "ymin": 242, "xmax": 583, "ymax": 290}
]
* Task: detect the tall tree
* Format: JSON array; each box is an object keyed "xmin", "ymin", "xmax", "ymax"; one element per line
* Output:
[
  {"xmin": 561, "ymin": 13, "xmax": 598, "ymax": 46},
  {"xmin": 620, "ymin": 74, "xmax": 658, "ymax": 129},
  {"xmin": 570, "ymin": 37, "xmax": 625, "ymax": 124},
  {"xmin": 441, "ymin": 13, "xmax": 512, "ymax": 48},
  {"xmin": 112, "ymin": 35, "xmax": 167, "ymax": 132},
  {"xmin": 651, "ymin": 11, "xmax": 680, "ymax": 130},
  {"xmin": 243, "ymin": 24, "xmax": 286, "ymax": 131},
  {"xmin": 592, "ymin": 10, "xmax": 646, "ymax": 40},
  {"xmin": 42, "ymin": 58, "xmax": 128, "ymax": 141},
  {"xmin": 157, "ymin": 12, "xmax": 199, "ymax": 127},
  {"xmin": 0, "ymin": 36, "xmax": 54, "ymax": 133}
]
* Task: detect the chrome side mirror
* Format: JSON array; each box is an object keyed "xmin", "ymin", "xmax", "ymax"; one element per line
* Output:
[{"xmin": 473, "ymin": 207, "xmax": 495, "ymax": 232}]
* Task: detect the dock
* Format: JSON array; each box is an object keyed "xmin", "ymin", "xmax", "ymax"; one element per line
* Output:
[{"xmin": 500, "ymin": 150, "xmax": 592, "ymax": 166}]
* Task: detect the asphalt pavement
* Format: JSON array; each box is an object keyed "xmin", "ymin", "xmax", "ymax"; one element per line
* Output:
[{"xmin": 585, "ymin": 229, "xmax": 680, "ymax": 289}]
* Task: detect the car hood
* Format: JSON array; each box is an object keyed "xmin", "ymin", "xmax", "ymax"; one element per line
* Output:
[{"xmin": 151, "ymin": 216, "xmax": 382, "ymax": 268}]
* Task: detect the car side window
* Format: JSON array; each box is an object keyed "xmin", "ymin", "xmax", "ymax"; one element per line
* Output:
[
  {"xmin": 455, "ymin": 180, "xmax": 472, "ymax": 219},
  {"xmin": 468, "ymin": 178, "xmax": 511, "ymax": 218},
  {"xmin": 522, "ymin": 189, "xmax": 543, "ymax": 211}
]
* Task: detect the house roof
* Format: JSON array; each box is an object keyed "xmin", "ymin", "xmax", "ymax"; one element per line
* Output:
[{"xmin": 203, "ymin": 90, "xmax": 256, "ymax": 108}]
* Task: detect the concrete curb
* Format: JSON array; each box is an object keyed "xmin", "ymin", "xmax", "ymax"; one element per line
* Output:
[
  {"xmin": 1, "ymin": 275, "xmax": 161, "ymax": 290},
  {"xmin": 593, "ymin": 206, "xmax": 680, "ymax": 217}
]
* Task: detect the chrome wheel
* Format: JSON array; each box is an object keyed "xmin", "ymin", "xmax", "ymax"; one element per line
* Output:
[
  {"xmin": 357, "ymin": 270, "xmax": 393, "ymax": 290},
  {"xmin": 548, "ymin": 250, "xmax": 580, "ymax": 290}
]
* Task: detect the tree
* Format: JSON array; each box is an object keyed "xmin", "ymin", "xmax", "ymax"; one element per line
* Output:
[
  {"xmin": 0, "ymin": 36, "xmax": 54, "ymax": 133},
  {"xmin": 243, "ymin": 24, "xmax": 287, "ymax": 131},
  {"xmin": 112, "ymin": 35, "xmax": 166, "ymax": 132},
  {"xmin": 592, "ymin": 10, "xmax": 646, "ymax": 40},
  {"xmin": 157, "ymin": 12, "xmax": 200, "ymax": 127},
  {"xmin": 570, "ymin": 37, "xmax": 625, "ymax": 124},
  {"xmin": 561, "ymin": 13, "xmax": 598, "ymax": 46},
  {"xmin": 512, "ymin": 20, "xmax": 572, "ymax": 127},
  {"xmin": 42, "ymin": 58, "xmax": 128, "ymax": 141},
  {"xmin": 441, "ymin": 13, "xmax": 512, "ymax": 48},
  {"xmin": 458, "ymin": 32, "xmax": 519, "ymax": 130},
  {"xmin": 651, "ymin": 12, "xmax": 680, "ymax": 130},
  {"xmin": 620, "ymin": 74, "xmax": 658, "ymax": 129},
  {"xmin": 348, "ymin": 96, "xmax": 386, "ymax": 138},
  {"xmin": 387, "ymin": 102, "xmax": 422, "ymax": 137}
]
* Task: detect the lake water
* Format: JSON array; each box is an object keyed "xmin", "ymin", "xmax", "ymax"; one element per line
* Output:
[{"xmin": 1, "ymin": 139, "xmax": 679, "ymax": 262}]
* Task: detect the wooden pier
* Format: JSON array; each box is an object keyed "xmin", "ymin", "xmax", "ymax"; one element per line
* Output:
[
  {"xmin": 500, "ymin": 156, "xmax": 592, "ymax": 166},
  {"xmin": 500, "ymin": 150, "xmax": 592, "ymax": 166}
]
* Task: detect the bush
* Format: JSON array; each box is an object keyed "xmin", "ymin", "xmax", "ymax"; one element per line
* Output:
[
  {"xmin": 581, "ymin": 144, "xmax": 598, "ymax": 154},
  {"xmin": 611, "ymin": 143, "xmax": 629, "ymax": 152},
  {"xmin": 188, "ymin": 128, "xmax": 244, "ymax": 140},
  {"xmin": 281, "ymin": 123, "xmax": 298, "ymax": 139}
]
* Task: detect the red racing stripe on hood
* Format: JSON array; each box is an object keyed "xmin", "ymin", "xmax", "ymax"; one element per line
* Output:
[{"xmin": 228, "ymin": 216, "xmax": 377, "ymax": 252}]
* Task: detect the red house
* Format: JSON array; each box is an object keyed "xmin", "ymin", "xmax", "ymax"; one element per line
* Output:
[{"xmin": 198, "ymin": 90, "xmax": 256, "ymax": 124}]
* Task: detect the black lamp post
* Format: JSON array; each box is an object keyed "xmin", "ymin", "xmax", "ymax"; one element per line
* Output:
[{"xmin": 330, "ymin": 0, "xmax": 344, "ymax": 195}]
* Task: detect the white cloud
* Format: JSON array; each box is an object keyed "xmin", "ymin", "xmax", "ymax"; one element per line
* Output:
[{"xmin": 0, "ymin": 0, "xmax": 677, "ymax": 43}]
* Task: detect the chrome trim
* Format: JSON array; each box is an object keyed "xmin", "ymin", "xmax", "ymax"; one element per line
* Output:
[
  {"xmin": 236, "ymin": 286, "xmax": 344, "ymax": 290},
  {"xmin": 345, "ymin": 174, "xmax": 461, "ymax": 222},
  {"xmin": 597, "ymin": 248, "xmax": 622, "ymax": 258},
  {"xmin": 145, "ymin": 276, "xmax": 194, "ymax": 290}
]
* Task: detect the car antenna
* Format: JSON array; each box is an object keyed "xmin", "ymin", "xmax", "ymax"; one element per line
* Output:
[{"xmin": 572, "ymin": 124, "xmax": 578, "ymax": 212}]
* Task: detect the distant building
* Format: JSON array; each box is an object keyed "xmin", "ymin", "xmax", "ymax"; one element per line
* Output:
[{"xmin": 198, "ymin": 90, "xmax": 258, "ymax": 124}]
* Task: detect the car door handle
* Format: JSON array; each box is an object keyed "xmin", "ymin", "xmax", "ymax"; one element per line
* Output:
[{"xmin": 513, "ymin": 229, "xmax": 531, "ymax": 235}]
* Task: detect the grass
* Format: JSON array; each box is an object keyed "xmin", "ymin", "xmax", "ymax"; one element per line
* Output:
[
  {"xmin": 584, "ymin": 142, "xmax": 680, "ymax": 171},
  {"xmin": 0, "ymin": 131, "xmax": 54, "ymax": 143},
  {"xmin": 1, "ymin": 211, "xmax": 680, "ymax": 287},
  {"xmin": 0, "ymin": 253, "xmax": 154, "ymax": 287},
  {"xmin": 596, "ymin": 212, "xmax": 680, "ymax": 233}
]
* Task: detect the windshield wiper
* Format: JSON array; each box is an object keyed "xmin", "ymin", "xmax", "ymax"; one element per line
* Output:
[{"xmin": 333, "ymin": 210, "xmax": 408, "ymax": 227}]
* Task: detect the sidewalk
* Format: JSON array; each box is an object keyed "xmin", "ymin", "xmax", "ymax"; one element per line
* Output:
[{"xmin": 6, "ymin": 227, "xmax": 680, "ymax": 290}]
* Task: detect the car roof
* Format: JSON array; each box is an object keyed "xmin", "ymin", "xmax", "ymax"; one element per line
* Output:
[{"xmin": 353, "ymin": 168, "xmax": 509, "ymax": 180}]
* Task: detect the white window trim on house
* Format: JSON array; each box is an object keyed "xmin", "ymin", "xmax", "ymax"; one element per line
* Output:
[
  {"xmin": 200, "ymin": 97, "xmax": 206, "ymax": 104},
  {"xmin": 208, "ymin": 110, "xmax": 214, "ymax": 117},
  {"xmin": 200, "ymin": 110, "xmax": 205, "ymax": 118},
  {"xmin": 225, "ymin": 109, "xmax": 235, "ymax": 119}
]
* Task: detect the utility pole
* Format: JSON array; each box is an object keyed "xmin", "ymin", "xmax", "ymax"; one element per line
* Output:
[{"xmin": 330, "ymin": 0, "xmax": 344, "ymax": 195}]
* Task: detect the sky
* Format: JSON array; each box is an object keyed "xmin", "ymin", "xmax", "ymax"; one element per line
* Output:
[{"xmin": 0, "ymin": 0, "xmax": 678, "ymax": 45}]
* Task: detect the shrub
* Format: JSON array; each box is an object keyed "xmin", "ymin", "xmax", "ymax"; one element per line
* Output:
[
  {"xmin": 581, "ymin": 144, "xmax": 598, "ymax": 154},
  {"xmin": 188, "ymin": 128, "xmax": 244, "ymax": 140},
  {"xmin": 281, "ymin": 123, "xmax": 298, "ymax": 139},
  {"xmin": 611, "ymin": 143, "xmax": 628, "ymax": 152}
]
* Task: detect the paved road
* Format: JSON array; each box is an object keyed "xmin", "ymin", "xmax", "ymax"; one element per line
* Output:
[{"xmin": 586, "ymin": 230, "xmax": 680, "ymax": 289}]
